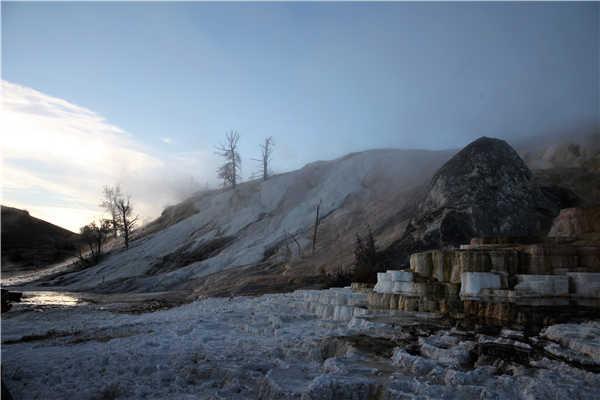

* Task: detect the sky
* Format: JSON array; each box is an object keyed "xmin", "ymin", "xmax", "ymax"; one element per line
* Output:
[{"xmin": 1, "ymin": 2, "xmax": 599, "ymax": 232}]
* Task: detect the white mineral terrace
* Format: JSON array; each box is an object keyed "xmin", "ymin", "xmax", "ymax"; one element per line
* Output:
[
  {"xmin": 369, "ymin": 241, "xmax": 600, "ymax": 301},
  {"xmin": 373, "ymin": 270, "xmax": 423, "ymax": 296},
  {"xmin": 2, "ymin": 290, "xmax": 599, "ymax": 400},
  {"xmin": 297, "ymin": 288, "xmax": 369, "ymax": 321},
  {"xmin": 372, "ymin": 269, "xmax": 600, "ymax": 300}
]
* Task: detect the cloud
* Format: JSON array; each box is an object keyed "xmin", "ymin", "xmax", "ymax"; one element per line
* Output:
[
  {"xmin": 161, "ymin": 137, "xmax": 173, "ymax": 144},
  {"xmin": 1, "ymin": 80, "xmax": 217, "ymax": 232}
]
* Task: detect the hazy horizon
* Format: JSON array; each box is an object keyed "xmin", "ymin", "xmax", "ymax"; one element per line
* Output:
[{"xmin": 2, "ymin": 2, "xmax": 599, "ymax": 232}]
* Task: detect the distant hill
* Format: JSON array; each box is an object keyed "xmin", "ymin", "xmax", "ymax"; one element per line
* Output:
[{"xmin": 1, "ymin": 206, "xmax": 81, "ymax": 271}]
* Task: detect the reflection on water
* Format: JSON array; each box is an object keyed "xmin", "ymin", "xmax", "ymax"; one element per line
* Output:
[{"xmin": 19, "ymin": 291, "xmax": 85, "ymax": 307}]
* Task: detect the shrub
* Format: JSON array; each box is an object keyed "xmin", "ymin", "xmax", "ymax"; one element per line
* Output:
[
  {"xmin": 79, "ymin": 219, "xmax": 112, "ymax": 265},
  {"xmin": 352, "ymin": 227, "xmax": 385, "ymax": 283},
  {"xmin": 327, "ymin": 265, "xmax": 352, "ymax": 287}
]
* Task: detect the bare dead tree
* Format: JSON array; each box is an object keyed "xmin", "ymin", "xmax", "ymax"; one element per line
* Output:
[
  {"xmin": 312, "ymin": 199, "xmax": 321, "ymax": 254},
  {"xmin": 100, "ymin": 185, "xmax": 122, "ymax": 236},
  {"xmin": 253, "ymin": 137, "xmax": 274, "ymax": 181},
  {"xmin": 216, "ymin": 130, "xmax": 242, "ymax": 188},
  {"xmin": 115, "ymin": 195, "xmax": 138, "ymax": 250}
]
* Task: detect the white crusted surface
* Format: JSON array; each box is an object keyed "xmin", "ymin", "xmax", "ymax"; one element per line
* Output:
[
  {"xmin": 542, "ymin": 321, "xmax": 600, "ymax": 364},
  {"xmin": 514, "ymin": 275, "xmax": 569, "ymax": 297},
  {"xmin": 387, "ymin": 271, "xmax": 414, "ymax": 282},
  {"xmin": 460, "ymin": 272, "xmax": 502, "ymax": 296},
  {"xmin": 2, "ymin": 291, "xmax": 600, "ymax": 400},
  {"xmin": 567, "ymin": 273, "xmax": 600, "ymax": 298}
]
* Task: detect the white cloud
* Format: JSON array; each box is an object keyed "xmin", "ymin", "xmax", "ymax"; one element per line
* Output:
[
  {"xmin": 1, "ymin": 80, "xmax": 218, "ymax": 232},
  {"xmin": 161, "ymin": 137, "xmax": 173, "ymax": 144}
]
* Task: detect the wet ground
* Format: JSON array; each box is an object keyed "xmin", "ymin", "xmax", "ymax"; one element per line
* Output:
[
  {"xmin": 3, "ymin": 289, "xmax": 192, "ymax": 316},
  {"xmin": 2, "ymin": 260, "xmax": 193, "ymax": 315}
]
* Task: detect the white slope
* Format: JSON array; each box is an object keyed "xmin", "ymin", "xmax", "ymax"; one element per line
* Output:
[{"xmin": 54, "ymin": 148, "xmax": 452, "ymax": 293}]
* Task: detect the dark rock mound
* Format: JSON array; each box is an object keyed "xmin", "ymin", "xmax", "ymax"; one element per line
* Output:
[
  {"xmin": 1, "ymin": 289, "xmax": 22, "ymax": 313},
  {"xmin": 384, "ymin": 137, "xmax": 578, "ymax": 265}
]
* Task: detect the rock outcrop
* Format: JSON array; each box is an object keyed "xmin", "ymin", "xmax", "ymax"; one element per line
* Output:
[
  {"xmin": 385, "ymin": 137, "xmax": 578, "ymax": 266},
  {"xmin": 548, "ymin": 206, "xmax": 600, "ymax": 239}
]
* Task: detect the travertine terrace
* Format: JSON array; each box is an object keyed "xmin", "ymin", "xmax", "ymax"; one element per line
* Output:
[{"xmin": 368, "ymin": 210, "xmax": 600, "ymax": 324}]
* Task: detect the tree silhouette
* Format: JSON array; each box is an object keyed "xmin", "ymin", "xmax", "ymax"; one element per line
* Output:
[{"xmin": 216, "ymin": 130, "xmax": 242, "ymax": 188}]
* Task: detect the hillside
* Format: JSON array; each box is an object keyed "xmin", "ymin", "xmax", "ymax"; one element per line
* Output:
[
  {"xmin": 47, "ymin": 148, "xmax": 453, "ymax": 295},
  {"xmin": 1, "ymin": 206, "xmax": 81, "ymax": 271}
]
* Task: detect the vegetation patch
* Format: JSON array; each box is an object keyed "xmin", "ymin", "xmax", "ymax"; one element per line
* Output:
[{"xmin": 147, "ymin": 236, "xmax": 235, "ymax": 274}]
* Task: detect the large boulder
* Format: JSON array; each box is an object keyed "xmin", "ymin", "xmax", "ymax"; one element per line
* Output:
[{"xmin": 385, "ymin": 137, "xmax": 576, "ymax": 265}]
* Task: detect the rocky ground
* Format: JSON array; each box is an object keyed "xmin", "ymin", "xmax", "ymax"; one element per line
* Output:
[{"xmin": 2, "ymin": 290, "xmax": 599, "ymax": 400}]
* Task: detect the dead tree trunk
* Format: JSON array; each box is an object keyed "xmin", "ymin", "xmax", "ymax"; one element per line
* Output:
[
  {"xmin": 216, "ymin": 131, "xmax": 241, "ymax": 188},
  {"xmin": 312, "ymin": 200, "xmax": 321, "ymax": 254},
  {"xmin": 116, "ymin": 196, "xmax": 138, "ymax": 250}
]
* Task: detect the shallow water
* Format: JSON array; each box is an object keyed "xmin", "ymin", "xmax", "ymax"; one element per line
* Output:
[{"xmin": 18, "ymin": 291, "xmax": 85, "ymax": 307}]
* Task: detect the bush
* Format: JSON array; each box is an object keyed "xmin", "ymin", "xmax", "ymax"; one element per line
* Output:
[
  {"xmin": 326, "ymin": 265, "xmax": 352, "ymax": 288},
  {"xmin": 79, "ymin": 219, "xmax": 111, "ymax": 265}
]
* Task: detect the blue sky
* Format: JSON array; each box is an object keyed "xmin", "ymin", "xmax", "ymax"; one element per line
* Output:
[{"xmin": 2, "ymin": 2, "xmax": 599, "ymax": 231}]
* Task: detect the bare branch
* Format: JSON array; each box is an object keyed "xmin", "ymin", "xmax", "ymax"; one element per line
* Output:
[
  {"xmin": 111, "ymin": 190, "xmax": 138, "ymax": 249},
  {"xmin": 216, "ymin": 130, "xmax": 242, "ymax": 188},
  {"xmin": 100, "ymin": 185, "xmax": 122, "ymax": 235},
  {"xmin": 255, "ymin": 136, "xmax": 274, "ymax": 181}
]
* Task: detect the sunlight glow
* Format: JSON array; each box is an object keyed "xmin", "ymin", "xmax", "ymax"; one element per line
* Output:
[{"xmin": 1, "ymin": 81, "xmax": 207, "ymax": 231}]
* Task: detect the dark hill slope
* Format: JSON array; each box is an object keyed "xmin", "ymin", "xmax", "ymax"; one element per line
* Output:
[{"xmin": 1, "ymin": 206, "xmax": 80, "ymax": 271}]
